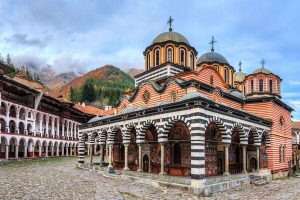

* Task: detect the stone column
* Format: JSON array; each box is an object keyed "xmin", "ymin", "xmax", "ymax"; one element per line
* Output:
[
  {"xmin": 45, "ymin": 146, "xmax": 48, "ymax": 157},
  {"xmin": 256, "ymin": 146, "xmax": 260, "ymax": 171},
  {"xmin": 5, "ymin": 145, "xmax": 9, "ymax": 159},
  {"xmin": 87, "ymin": 144, "xmax": 90, "ymax": 156},
  {"xmin": 66, "ymin": 147, "xmax": 69, "ymax": 157},
  {"xmin": 70, "ymin": 147, "xmax": 72, "ymax": 156},
  {"xmin": 100, "ymin": 144, "xmax": 104, "ymax": 166},
  {"xmin": 123, "ymin": 144, "xmax": 129, "ymax": 171},
  {"xmin": 61, "ymin": 146, "xmax": 64, "ymax": 157},
  {"xmin": 56, "ymin": 146, "xmax": 59, "ymax": 156},
  {"xmin": 242, "ymin": 145, "xmax": 247, "ymax": 173},
  {"xmin": 160, "ymin": 143, "xmax": 166, "ymax": 175},
  {"xmin": 89, "ymin": 145, "xmax": 93, "ymax": 164},
  {"xmin": 107, "ymin": 145, "xmax": 115, "ymax": 173},
  {"xmin": 24, "ymin": 145, "xmax": 28, "ymax": 158},
  {"xmin": 51, "ymin": 146, "xmax": 54, "ymax": 157},
  {"xmin": 224, "ymin": 144, "xmax": 230, "ymax": 175},
  {"xmin": 15, "ymin": 145, "xmax": 19, "ymax": 159},
  {"xmin": 39, "ymin": 145, "xmax": 42, "ymax": 157},
  {"xmin": 32, "ymin": 145, "xmax": 35, "ymax": 157},
  {"xmin": 138, "ymin": 144, "xmax": 142, "ymax": 172}
]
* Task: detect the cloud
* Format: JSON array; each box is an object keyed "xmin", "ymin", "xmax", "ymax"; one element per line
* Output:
[{"xmin": 4, "ymin": 34, "xmax": 50, "ymax": 48}]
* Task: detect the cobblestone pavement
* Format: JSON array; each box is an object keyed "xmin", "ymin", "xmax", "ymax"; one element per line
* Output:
[{"xmin": 0, "ymin": 158, "xmax": 300, "ymax": 200}]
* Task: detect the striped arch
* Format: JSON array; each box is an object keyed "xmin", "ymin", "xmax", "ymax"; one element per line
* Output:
[
  {"xmin": 161, "ymin": 115, "xmax": 191, "ymax": 142},
  {"xmin": 123, "ymin": 123, "xmax": 137, "ymax": 144},
  {"xmin": 261, "ymin": 130, "xmax": 271, "ymax": 147},
  {"xmin": 247, "ymin": 127, "xmax": 261, "ymax": 146},
  {"xmin": 78, "ymin": 132, "xmax": 89, "ymax": 164},
  {"xmin": 204, "ymin": 117, "xmax": 229, "ymax": 143},
  {"xmin": 137, "ymin": 120, "xmax": 159, "ymax": 143},
  {"xmin": 89, "ymin": 130, "xmax": 100, "ymax": 144},
  {"xmin": 99, "ymin": 129, "xmax": 108, "ymax": 144},
  {"xmin": 107, "ymin": 126, "xmax": 122, "ymax": 144},
  {"xmin": 230, "ymin": 122, "xmax": 247, "ymax": 145}
]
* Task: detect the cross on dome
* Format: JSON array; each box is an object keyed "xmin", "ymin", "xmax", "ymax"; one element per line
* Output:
[
  {"xmin": 238, "ymin": 60, "xmax": 242, "ymax": 72},
  {"xmin": 260, "ymin": 59, "xmax": 265, "ymax": 69},
  {"xmin": 209, "ymin": 36, "xmax": 217, "ymax": 52},
  {"xmin": 167, "ymin": 16, "xmax": 174, "ymax": 32}
]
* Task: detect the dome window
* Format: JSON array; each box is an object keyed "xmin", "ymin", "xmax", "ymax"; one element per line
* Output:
[
  {"xmin": 243, "ymin": 84, "xmax": 246, "ymax": 95},
  {"xmin": 269, "ymin": 80, "xmax": 273, "ymax": 93},
  {"xmin": 190, "ymin": 53, "xmax": 194, "ymax": 68},
  {"xmin": 180, "ymin": 48, "xmax": 186, "ymax": 66},
  {"xmin": 147, "ymin": 52, "xmax": 151, "ymax": 69},
  {"xmin": 251, "ymin": 80, "xmax": 254, "ymax": 92},
  {"xmin": 167, "ymin": 47, "xmax": 173, "ymax": 63},
  {"xmin": 259, "ymin": 79, "xmax": 264, "ymax": 92},
  {"xmin": 224, "ymin": 68, "xmax": 228, "ymax": 83},
  {"xmin": 154, "ymin": 48, "xmax": 160, "ymax": 66},
  {"xmin": 214, "ymin": 65, "xmax": 219, "ymax": 71}
]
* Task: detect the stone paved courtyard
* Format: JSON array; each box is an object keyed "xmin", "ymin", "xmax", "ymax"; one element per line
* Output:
[{"xmin": 0, "ymin": 157, "xmax": 300, "ymax": 200}]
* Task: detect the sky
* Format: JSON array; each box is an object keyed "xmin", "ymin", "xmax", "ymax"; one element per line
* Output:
[{"xmin": 0, "ymin": 0, "xmax": 299, "ymax": 119}]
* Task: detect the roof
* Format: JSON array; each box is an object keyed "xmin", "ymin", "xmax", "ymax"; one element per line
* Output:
[
  {"xmin": 74, "ymin": 104, "xmax": 114, "ymax": 116},
  {"xmin": 227, "ymin": 88, "xmax": 246, "ymax": 100},
  {"xmin": 12, "ymin": 77, "xmax": 47, "ymax": 93},
  {"xmin": 197, "ymin": 51, "xmax": 229, "ymax": 65},
  {"xmin": 0, "ymin": 62, "xmax": 14, "ymax": 74},
  {"xmin": 252, "ymin": 67, "xmax": 272, "ymax": 75},
  {"xmin": 152, "ymin": 31, "xmax": 190, "ymax": 45},
  {"xmin": 292, "ymin": 121, "xmax": 300, "ymax": 129}
]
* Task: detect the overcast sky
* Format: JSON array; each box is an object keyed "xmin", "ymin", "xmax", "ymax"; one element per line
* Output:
[{"xmin": 0, "ymin": 0, "xmax": 299, "ymax": 119}]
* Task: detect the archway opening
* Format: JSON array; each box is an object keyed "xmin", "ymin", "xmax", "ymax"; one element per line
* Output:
[
  {"xmin": 229, "ymin": 127, "xmax": 243, "ymax": 174},
  {"xmin": 247, "ymin": 131, "xmax": 257, "ymax": 171},
  {"xmin": 9, "ymin": 120, "xmax": 16, "ymax": 134},
  {"xmin": 0, "ymin": 136, "xmax": 7, "ymax": 158},
  {"xmin": 205, "ymin": 123, "xmax": 224, "ymax": 176},
  {"xmin": 9, "ymin": 137, "xmax": 18, "ymax": 158},
  {"xmin": 18, "ymin": 138, "xmax": 26, "ymax": 158},
  {"xmin": 113, "ymin": 129, "xmax": 124, "ymax": 169},
  {"xmin": 144, "ymin": 124, "xmax": 159, "ymax": 173},
  {"xmin": 166, "ymin": 121, "xmax": 191, "ymax": 176},
  {"xmin": 19, "ymin": 122, "xmax": 25, "ymax": 134}
]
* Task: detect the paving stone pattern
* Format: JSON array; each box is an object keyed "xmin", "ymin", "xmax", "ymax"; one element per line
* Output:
[{"xmin": 0, "ymin": 158, "xmax": 300, "ymax": 200}]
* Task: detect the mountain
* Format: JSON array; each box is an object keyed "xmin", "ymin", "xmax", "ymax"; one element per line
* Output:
[
  {"xmin": 41, "ymin": 72, "xmax": 77, "ymax": 91},
  {"xmin": 126, "ymin": 68, "xmax": 144, "ymax": 77},
  {"xmin": 52, "ymin": 65, "xmax": 135, "ymax": 107}
]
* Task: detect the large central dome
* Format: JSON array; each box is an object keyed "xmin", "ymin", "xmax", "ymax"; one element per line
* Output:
[{"xmin": 152, "ymin": 31, "xmax": 190, "ymax": 45}]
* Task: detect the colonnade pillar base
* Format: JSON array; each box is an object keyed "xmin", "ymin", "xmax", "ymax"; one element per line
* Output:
[{"xmin": 107, "ymin": 166, "xmax": 115, "ymax": 174}]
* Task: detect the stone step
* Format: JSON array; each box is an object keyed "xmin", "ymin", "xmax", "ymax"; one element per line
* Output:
[{"xmin": 252, "ymin": 179, "xmax": 269, "ymax": 186}]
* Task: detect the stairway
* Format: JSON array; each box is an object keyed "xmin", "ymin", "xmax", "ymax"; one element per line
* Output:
[{"xmin": 249, "ymin": 175, "xmax": 269, "ymax": 186}]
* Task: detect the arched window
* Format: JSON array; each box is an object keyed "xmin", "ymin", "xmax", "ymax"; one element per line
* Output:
[
  {"xmin": 170, "ymin": 90, "xmax": 176, "ymax": 102},
  {"xmin": 214, "ymin": 65, "xmax": 219, "ymax": 71},
  {"xmin": 167, "ymin": 47, "xmax": 173, "ymax": 63},
  {"xmin": 180, "ymin": 48, "xmax": 186, "ymax": 66},
  {"xmin": 269, "ymin": 79, "xmax": 273, "ymax": 93},
  {"xmin": 224, "ymin": 68, "xmax": 228, "ymax": 83},
  {"xmin": 190, "ymin": 53, "xmax": 194, "ymax": 68},
  {"xmin": 279, "ymin": 117, "xmax": 284, "ymax": 130},
  {"xmin": 279, "ymin": 146, "xmax": 282, "ymax": 163},
  {"xmin": 147, "ymin": 52, "xmax": 150, "ymax": 69},
  {"xmin": 243, "ymin": 84, "xmax": 246, "ymax": 94},
  {"xmin": 154, "ymin": 48, "xmax": 160, "ymax": 66},
  {"xmin": 251, "ymin": 80, "xmax": 254, "ymax": 92},
  {"xmin": 173, "ymin": 143, "xmax": 181, "ymax": 164},
  {"xmin": 210, "ymin": 75, "xmax": 214, "ymax": 86},
  {"xmin": 259, "ymin": 79, "xmax": 264, "ymax": 92}
]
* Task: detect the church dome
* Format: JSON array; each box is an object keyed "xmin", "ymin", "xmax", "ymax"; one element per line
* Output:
[
  {"xmin": 234, "ymin": 71, "xmax": 247, "ymax": 82},
  {"xmin": 152, "ymin": 31, "xmax": 190, "ymax": 45},
  {"xmin": 252, "ymin": 67, "xmax": 272, "ymax": 75},
  {"xmin": 197, "ymin": 51, "xmax": 229, "ymax": 65}
]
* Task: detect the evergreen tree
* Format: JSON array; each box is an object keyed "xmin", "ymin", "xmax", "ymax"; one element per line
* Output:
[
  {"xmin": 6, "ymin": 54, "xmax": 14, "ymax": 68},
  {"xmin": 70, "ymin": 87, "xmax": 76, "ymax": 103},
  {"xmin": 81, "ymin": 79, "xmax": 96, "ymax": 103}
]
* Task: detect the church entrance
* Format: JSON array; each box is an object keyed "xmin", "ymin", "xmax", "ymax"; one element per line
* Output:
[
  {"xmin": 250, "ymin": 157, "xmax": 257, "ymax": 171},
  {"xmin": 205, "ymin": 123, "xmax": 224, "ymax": 176}
]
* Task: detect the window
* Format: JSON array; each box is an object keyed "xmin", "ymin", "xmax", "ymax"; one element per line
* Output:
[
  {"xmin": 142, "ymin": 90, "xmax": 151, "ymax": 104},
  {"xmin": 180, "ymin": 48, "xmax": 186, "ymax": 66},
  {"xmin": 279, "ymin": 146, "xmax": 282, "ymax": 163},
  {"xmin": 173, "ymin": 143, "xmax": 181, "ymax": 164},
  {"xmin": 259, "ymin": 79, "xmax": 264, "ymax": 92},
  {"xmin": 243, "ymin": 85, "xmax": 246, "ymax": 94},
  {"xmin": 190, "ymin": 53, "xmax": 194, "ymax": 68},
  {"xmin": 280, "ymin": 117, "xmax": 284, "ymax": 130},
  {"xmin": 147, "ymin": 52, "xmax": 150, "ymax": 69},
  {"xmin": 283, "ymin": 145, "xmax": 286, "ymax": 162},
  {"xmin": 167, "ymin": 47, "xmax": 173, "ymax": 62},
  {"xmin": 224, "ymin": 68, "xmax": 228, "ymax": 83},
  {"xmin": 269, "ymin": 80, "xmax": 273, "ymax": 93},
  {"xmin": 155, "ymin": 48, "xmax": 160, "ymax": 66},
  {"xmin": 214, "ymin": 65, "xmax": 219, "ymax": 71},
  {"xmin": 279, "ymin": 145, "xmax": 286, "ymax": 163},
  {"xmin": 251, "ymin": 80, "xmax": 254, "ymax": 92},
  {"xmin": 210, "ymin": 75, "xmax": 214, "ymax": 86}
]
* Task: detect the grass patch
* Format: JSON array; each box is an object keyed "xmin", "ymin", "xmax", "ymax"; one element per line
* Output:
[{"xmin": 1, "ymin": 157, "xmax": 76, "ymax": 168}]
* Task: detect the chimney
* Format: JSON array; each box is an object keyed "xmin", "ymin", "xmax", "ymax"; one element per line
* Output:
[{"xmin": 82, "ymin": 102, "xmax": 86, "ymax": 107}]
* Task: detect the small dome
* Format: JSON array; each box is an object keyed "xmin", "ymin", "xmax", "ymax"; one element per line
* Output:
[
  {"xmin": 252, "ymin": 67, "xmax": 272, "ymax": 75},
  {"xmin": 228, "ymin": 89, "xmax": 246, "ymax": 100},
  {"xmin": 197, "ymin": 51, "xmax": 229, "ymax": 65},
  {"xmin": 234, "ymin": 71, "xmax": 247, "ymax": 82},
  {"xmin": 180, "ymin": 92, "xmax": 210, "ymax": 101},
  {"xmin": 88, "ymin": 116, "xmax": 103, "ymax": 123},
  {"xmin": 152, "ymin": 31, "xmax": 190, "ymax": 45}
]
